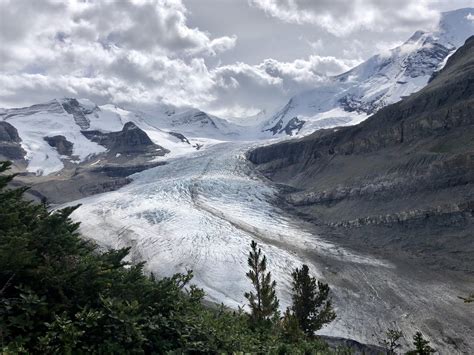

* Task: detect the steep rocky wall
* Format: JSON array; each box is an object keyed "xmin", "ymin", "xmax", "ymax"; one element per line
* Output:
[{"xmin": 247, "ymin": 37, "xmax": 474, "ymax": 274}]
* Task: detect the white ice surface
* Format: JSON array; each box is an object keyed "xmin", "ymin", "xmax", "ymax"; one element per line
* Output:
[
  {"xmin": 70, "ymin": 142, "xmax": 391, "ymax": 312},
  {"xmin": 4, "ymin": 110, "xmax": 106, "ymax": 175},
  {"xmin": 63, "ymin": 140, "xmax": 473, "ymax": 351}
]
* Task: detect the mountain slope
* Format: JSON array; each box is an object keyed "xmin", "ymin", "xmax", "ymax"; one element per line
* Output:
[
  {"xmin": 121, "ymin": 104, "xmax": 253, "ymax": 140},
  {"xmin": 248, "ymin": 35, "xmax": 474, "ymax": 352},
  {"xmin": 0, "ymin": 122, "xmax": 26, "ymax": 161},
  {"xmin": 0, "ymin": 98, "xmax": 239, "ymax": 176},
  {"xmin": 264, "ymin": 8, "xmax": 474, "ymax": 136},
  {"xmin": 249, "ymin": 35, "xmax": 474, "ymax": 268}
]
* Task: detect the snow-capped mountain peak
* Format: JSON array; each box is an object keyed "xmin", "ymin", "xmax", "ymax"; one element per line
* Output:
[
  {"xmin": 0, "ymin": 97, "xmax": 260, "ymax": 175},
  {"xmin": 264, "ymin": 8, "xmax": 474, "ymax": 136}
]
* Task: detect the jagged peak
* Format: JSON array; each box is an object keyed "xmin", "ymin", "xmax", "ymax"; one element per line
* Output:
[
  {"xmin": 122, "ymin": 121, "xmax": 139, "ymax": 131},
  {"xmin": 264, "ymin": 8, "xmax": 474, "ymax": 137}
]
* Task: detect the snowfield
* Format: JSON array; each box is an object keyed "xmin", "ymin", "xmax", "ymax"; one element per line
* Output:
[{"xmin": 5, "ymin": 109, "xmax": 106, "ymax": 175}]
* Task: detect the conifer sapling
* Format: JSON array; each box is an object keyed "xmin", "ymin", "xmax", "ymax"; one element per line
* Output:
[
  {"xmin": 289, "ymin": 264, "xmax": 335, "ymax": 337},
  {"xmin": 244, "ymin": 240, "xmax": 279, "ymax": 324}
]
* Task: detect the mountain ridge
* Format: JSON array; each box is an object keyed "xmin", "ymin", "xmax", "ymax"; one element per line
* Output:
[
  {"xmin": 263, "ymin": 8, "xmax": 474, "ymax": 137},
  {"xmin": 0, "ymin": 97, "xmax": 240, "ymax": 176},
  {"xmin": 246, "ymin": 35, "xmax": 474, "ymax": 352},
  {"xmin": 248, "ymin": 34, "xmax": 474, "ymax": 266}
]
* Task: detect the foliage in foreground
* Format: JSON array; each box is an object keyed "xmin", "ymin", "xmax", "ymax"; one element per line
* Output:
[
  {"xmin": 0, "ymin": 161, "xmax": 333, "ymax": 353},
  {"xmin": 0, "ymin": 160, "xmax": 440, "ymax": 354},
  {"xmin": 406, "ymin": 332, "xmax": 436, "ymax": 355},
  {"xmin": 289, "ymin": 264, "xmax": 336, "ymax": 337},
  {"xmin": 459, "ymin": 293, "xmax": 474, "ymax": 303},
  {"xmin": 379, "ymin": 327, "xmax": 403, "ymax": 354},
  {"xmin": 244, "ymin": 240, "xmax": 280, "ymax": 325}
]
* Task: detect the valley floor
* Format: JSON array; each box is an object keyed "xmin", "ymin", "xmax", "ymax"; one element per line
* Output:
[{"xmin": 68, "ymin": 142, "xmax": 473, "ymax": 353}]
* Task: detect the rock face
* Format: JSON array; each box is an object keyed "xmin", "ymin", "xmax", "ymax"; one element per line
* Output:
[
  {"xmin": 0, "ymin": 121, "xmax": 21, "ymax": 143},
  {"xmin": 0, "ymin": 122, "xmax": 26, "ymax": 160},
  {"xmin": 60, "ymin": 97, "xmax": 97, "ymax": 130},
  {"xmin": 248, "ymin": 36, "xmax": 474, "ymax": 272},
  {"xmin": 168, "ymin": 131, "xmax": 190, "ymax": 144},
  {"xmin": 82, "ymin": 122, "xmax": 169, "ymax": 157},
  {"xmin": 266, "ymin": 116, "xmax": 305, "ymax": 136},
  {"xmin": 44, "ymin": 135, "xmax": 74, "ymax": 156}
]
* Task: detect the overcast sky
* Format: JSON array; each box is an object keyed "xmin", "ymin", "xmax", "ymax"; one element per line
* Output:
[{"xmin": 0, "ymin": 0, "xmax": 473, "ymax": 118}]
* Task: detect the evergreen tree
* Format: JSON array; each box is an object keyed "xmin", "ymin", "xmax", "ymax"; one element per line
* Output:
[
  {"xmin": 406, "ymin": 331, "xmax": 435, "ymax": 354},
  {"xmin": 380, "ymin": 327, "xmax": 403, "ymax": 354},
  {"xmin": 244, "ymin": 240, "xmax": 279, "ymax": 324},
  {"xmin": 459, "ymin": 293, "xmax": 474, "ymax": 303},
  {"xmin": 280, "ymin": 308, "xmax": 303, "ymax": 343},
  {"xmin": 289, "ymin": 264, "xmax": 336, "ymax": 337}
]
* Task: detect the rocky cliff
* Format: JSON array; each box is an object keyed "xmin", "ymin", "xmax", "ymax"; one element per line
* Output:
[
  {"xmin": 82, "ymin": 121, "xmax": 169, "ymax": 158},
  {"xmin": 0, "ymin": 122, "xmax": 25, "ymax": 161}
]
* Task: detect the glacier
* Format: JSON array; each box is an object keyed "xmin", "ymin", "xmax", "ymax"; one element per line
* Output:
[
  {"xmin": 1, "ymin": 8, "xmax": 473, "ymax": 350},
  {"xmin": 68, "ymin": 141, "xmax": 472, "ymax": 348},
  {"xmin": 70, "ymin": 142, "xmax": 392, "ymax": 308}
]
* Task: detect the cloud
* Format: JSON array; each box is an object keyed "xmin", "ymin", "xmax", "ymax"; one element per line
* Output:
[
  {"xmin": 0, "ymin": 56, "xmax": 216, "ymax": 109},
  {"xmin": 207, "ymin": 55, "xmax": 359, "ymax": 117},
  {"xmin": 249, "ymin": 0, "xmax": 441, "ymax": 36},
  {"xmin": 261, "ymin": 55, "xmax": 359, "ymax": 79},
  {"xmin": 71, "ymin": 0, "xmax": 236, "ymax": 55},
  {"xmin": 0, "ymin": 0, "xmax": 360, "ymax": 117},
  {"xmin": 0, "ymin": 0, "xmax": 236, "ymax": 71},
  {"xmin": 0, "ymin": 0, "xmax": 232, "ymax": 109},
  {"xmin": 0, "ymin": 0, "xmax": 470, "ymax": 119}
]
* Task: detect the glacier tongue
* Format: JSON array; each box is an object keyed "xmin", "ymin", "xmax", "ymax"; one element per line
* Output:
[
  {"xmin": 65, "ymin": 140, "xmax": 473, "ymax": 349},
  {"xmin": 70, "ymin": 141, "xmax": 390, "ymax": 310}
]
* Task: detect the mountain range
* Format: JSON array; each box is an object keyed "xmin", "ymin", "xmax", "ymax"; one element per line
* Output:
[
  {"xmin": 1, "ymin": 10, "xmax": 472, "ymax": 179},
  {"xmin": 0, "ymin": 8, "xmax": 473, "ymax": 353}
]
